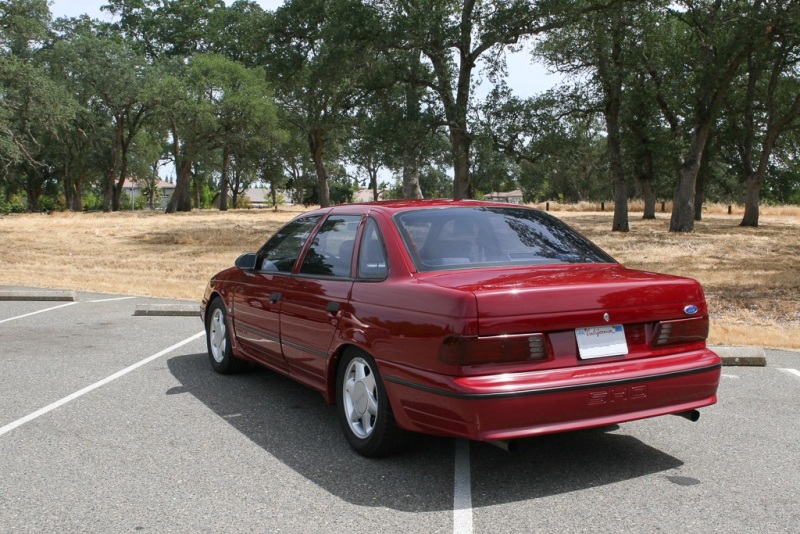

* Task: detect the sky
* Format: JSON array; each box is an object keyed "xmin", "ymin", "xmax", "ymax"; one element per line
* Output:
[
  {"xmin": 49, "ymin": 1, "xmax": 285, "ymax": 20},
  {"xmin": 48, "ymin": 0, "xmax": 560, "ymax": 99}
]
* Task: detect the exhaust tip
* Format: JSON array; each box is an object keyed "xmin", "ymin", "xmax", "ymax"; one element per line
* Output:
[
  {"xmin": 674, "ymin": 409, "xmax": 701, "ymax": 422},
  {"xmin": 487, "ymin": 439, "xmax": 520, "ymax": 453}
]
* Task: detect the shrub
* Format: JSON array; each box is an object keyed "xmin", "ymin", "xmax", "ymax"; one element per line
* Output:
[
  {"xmin": 0, "ymin": 193, "xmax": 27, "ymax": 213},
  {"xmin": 82, "ymin": 192, "xmax": 103, "ymax": 211}
]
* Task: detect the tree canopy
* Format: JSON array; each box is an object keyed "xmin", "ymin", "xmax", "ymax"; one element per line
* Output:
[{"xmin": 1, "ymin": 0, "xmax": 798, "ymax": 231}]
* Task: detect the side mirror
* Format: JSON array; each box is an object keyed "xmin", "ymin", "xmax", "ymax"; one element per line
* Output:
[{"xmin": 235, "ymin": 253, "xmax": 258, "ymax": 270}]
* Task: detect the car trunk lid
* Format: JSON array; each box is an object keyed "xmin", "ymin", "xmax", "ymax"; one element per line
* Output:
[{"xmin": 418, "ymin": 264, "xmax": 706, "ymax": 330}]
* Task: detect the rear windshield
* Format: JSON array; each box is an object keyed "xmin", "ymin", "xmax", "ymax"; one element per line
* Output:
[{"xmin": 394, "ymin": 206, "xmax": 615, "ymax": 272}]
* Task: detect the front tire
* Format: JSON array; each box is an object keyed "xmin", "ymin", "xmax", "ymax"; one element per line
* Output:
[
  {"xmin": 206, "ymin": 298, "xmax": 245, "ymax": 374},
  {"xmin": 336, "ymin": 348, "xmax": 405, "ymax": 456}
]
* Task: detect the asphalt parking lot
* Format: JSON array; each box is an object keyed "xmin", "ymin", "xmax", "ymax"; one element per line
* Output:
[{"xmin": 1, "ymin": 286, "xmax": 798, "ymax": 533}]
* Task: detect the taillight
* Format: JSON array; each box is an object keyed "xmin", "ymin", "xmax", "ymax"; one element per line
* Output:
[
  {"xmin": 439, "ymin": 334, "xmax": 549, "ymax": 365},
  {"xmin": 652, "ymin": 317, "xmax": 709, "ymax": 347}
]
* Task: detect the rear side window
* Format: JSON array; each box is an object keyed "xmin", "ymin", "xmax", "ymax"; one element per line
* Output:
[
  {"xmin": 299, "ymin": 215, "xmax": 361, "ymax": 277},
  {"xmin": 257, "ymin": 215, "xmax": 321, "ymax": 273},
  {"xmin": 357, "ymin": 218, "xmax": 388, "ymax": 280},
  {"xmin": 394, "ymin": 207, "xmax": 615, "ymax": 271}
]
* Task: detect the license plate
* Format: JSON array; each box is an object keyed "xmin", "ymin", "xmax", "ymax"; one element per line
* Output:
[{"xmin": 575, "ymin": 325, "xmax": 628, "ymax": 359}]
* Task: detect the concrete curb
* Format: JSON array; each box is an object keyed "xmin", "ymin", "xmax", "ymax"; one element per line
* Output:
[
  {"xmin": 133, "ymin": 304, "xmax": 200, "ymax": 317},
  {"xmin": 710, "ymin": 346, "xmax": 767, "ymax": 367},
  {"xmin": 0, "ymin": 290, "xmax": 77, "ymax": 302}
]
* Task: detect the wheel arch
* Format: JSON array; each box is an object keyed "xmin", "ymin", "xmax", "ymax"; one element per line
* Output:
[
  {"xmin": 325, "ymin": 343, "xmax": 357, "ymax": 405},
  {"xmin": 205, "ymin": 290, "xmax": 244, "ymax": 358},
  {"xmin": 324, "ymin": 343, "xmax": 395, "ymax": 409}
]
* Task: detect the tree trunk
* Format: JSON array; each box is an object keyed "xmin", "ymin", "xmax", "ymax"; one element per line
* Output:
[
  {"xmin": 369, "ymin": 168, "xmax": 379, "ymax": 201},
  {"xmin": 670, "ymin": 124, "xmax": 711, "ymax": 232},
  {"xmin": 694, "ymin": 175, "xmax": 705, "ymax": 221},
  {"xmin": 167, "ymin": 158, "xmax": 193, "ymax": 213},
  {"xmin": 219, "ymin": 146, "xmax": 230, "ymax": 211},
  {"xmin": 402, "ymin": 67, "xmax": 424, "ymax": 200},
  {"xmin": 25, "ymin": 169, "xmax": 43, "ymax": 212},
  {"xmin": 102, "ymin": 168, "xmax": 115, "ymax": 213},
  {"xmin": 231, "ymin": 168, "xmax": 240, "ymax": 209},
  {"xmin": 670, "ymin": 166, "xmax": 699, "ymax": 232},
  {"xmin": 270, "ymin": 178, "xmax": 278, "ymax": 210},
  {"xmin": 193, "ymin": 173, "xmax": 201, "ymax": 209},
  {"xmin": 26, "ymin": 190, "xmax": 40, "ymax": 212},
  {"xmin": 738, "ymin": 53, "xmax": 760, "ymax": 227},
  {"xmin": 294, "ymin": 167, "xmax": 306, "ymax": 206},
  {"xmin": 694, "ymin": 142, "xmax": 711, "ymax": 221},
  {"xmin": 611, "ymin": 173, "xmax": 628, "ymax": 231},
  {"xmin": 740, "ymin": 176, "xmax": 760, "ymax": 227},
  {"xmin": 595, "ymin": 11, "xmax": 628, "ymax": 232},
  {"xmin": 308, "ymin": 128, "xmax": 329, "ymax": 207},
  {"xmin": 640, "ymin": 179, "xmax": 656, "ymax": 220},
  {"xmin": 402, "ymin": 148, "xmax": 423, "ymax": 199},
  {"xmin": 71, "ymin": 172, "xmax": 85, "ymax": 212},
  {"xmin": 105, "ymin": 117, "xmax": 124, "ymax": 212},
  {"xmin": 633, "ymin": 134, "xmax": 656, "ymax": 219},
  {"xmin": 425, "ymin": 2, "xmax": 473, "ymax": 201},
  {"xmin": 63, "ymin": 162, "xmax": 84, "ymax": 212},
  {"xmin": 606, "ymin": 97, "xmax": 628, "ymax": 231},
  {"xmin": 451, "ymin": 127, "xmax": 470, "ymax": 199},
  {"xmin": 113, "ymin": 139, "xmax": 131, "ymax": 212},
  {"xmin": 166, "ymin": 125, "xmax": 192, "ymax": 213}
]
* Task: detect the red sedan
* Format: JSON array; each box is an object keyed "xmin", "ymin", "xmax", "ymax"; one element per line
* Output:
[{"xmin": 201, "ymin": 200, "xmax": 721, "ymax": 456}]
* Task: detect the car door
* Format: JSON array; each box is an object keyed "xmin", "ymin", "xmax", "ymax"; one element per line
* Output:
[
  {"xmin": 278, "ymin": 213, "xmax": 362, "ymax": 390},
  {"xmin": 232, "ymin": 214, "xmax": 323, "ymax": 370}
]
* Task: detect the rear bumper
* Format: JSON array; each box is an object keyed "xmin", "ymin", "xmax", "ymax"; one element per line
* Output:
[{"xmin": 381, "ymin": 349, "xmax": 721, "ymax": 441}]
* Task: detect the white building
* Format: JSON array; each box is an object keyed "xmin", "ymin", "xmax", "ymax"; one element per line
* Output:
[
  {"xmin": 484, "ymin": 190, "xmax": 524, "ymax": 204},
  {"xmin": 354, "ymin": 188, "xmax": 386, "ymax": 203},
  {"xmin": 122, "ymin": 178, "xmax": 176, "ymax": 209}
]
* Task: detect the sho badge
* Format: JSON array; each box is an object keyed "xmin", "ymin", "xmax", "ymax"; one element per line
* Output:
[{"xmin": 588, "ymin": 385, "xmax": 647, "ymax": 405}]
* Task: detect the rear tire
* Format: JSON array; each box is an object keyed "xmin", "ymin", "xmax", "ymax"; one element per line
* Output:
[
  {"xmin": 336, "ymin": 348, "xmax": 405, "ymax": 457},
  {"xmin": 205, "ymin": 298, "xmax": 246, "ymax": 374}
]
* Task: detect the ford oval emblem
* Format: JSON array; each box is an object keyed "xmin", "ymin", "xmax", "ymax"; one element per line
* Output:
[{"xmin": 684, "ymin": 305, "xmax": 699, "ymax": 315}]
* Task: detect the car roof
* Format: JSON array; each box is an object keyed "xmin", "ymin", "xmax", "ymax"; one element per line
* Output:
[{"xmin": 329, "ymin": 198, "xmax": 532, "ymax": 215}]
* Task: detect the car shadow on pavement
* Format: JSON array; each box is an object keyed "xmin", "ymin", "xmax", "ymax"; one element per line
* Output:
[
  {"xmin": 469, "ymin": 430, "xmax": 683, "ymax": 505},
  {"xmin": 167, "ymin": 352, "xmax": 683, "ymax": 512}
]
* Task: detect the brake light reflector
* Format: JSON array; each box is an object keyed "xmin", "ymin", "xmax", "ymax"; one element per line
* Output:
[
  {"xmin": 652, "ymin": 317, "xmax": 709, "ymax": 347},
  {"xmin": 439, "ymin": 333, "xmax": 549, "ymax": 365}
]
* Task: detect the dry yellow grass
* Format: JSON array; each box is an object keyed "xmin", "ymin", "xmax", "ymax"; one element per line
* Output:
[
  {"xmin": 0, "ymin": 207, "xmax": 309, "ymax": 301},
  {"xmin": 1, "ymin": 203, "xmax": 798, "ymax": 350}
]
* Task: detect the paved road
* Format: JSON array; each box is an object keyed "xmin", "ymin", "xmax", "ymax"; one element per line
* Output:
[{"xmin": 1, "ymin": 287, "xmax": 798, "ymax": 533}]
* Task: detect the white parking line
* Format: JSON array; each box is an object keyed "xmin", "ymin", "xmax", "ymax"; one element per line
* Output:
[
  {"xmin": 0, "ymin": 302, "xmax": 79, "ymax": 325},
  {"xmin": 89, "ymin": 296, "xmax": 137, "ymax": 303},
  {"xmin": 0, "ymin": 331, "xmax": 205, "ymax": 438},
  {"xmin": 778, "ymin": 368, "xmax": 800, "ymax": 380},
  {"xmin": 453, "ymin": 438, "xmax": 473, "ymax": 534}
]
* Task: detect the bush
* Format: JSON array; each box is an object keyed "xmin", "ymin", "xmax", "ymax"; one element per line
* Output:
[
  {"xmin": 119, "ymin": 192, "xmax": 147, "ymax": 210},
  {"xmin": 235, "ymin": 195, "xmax": 253, "ymax": 209},
  {"xmin": 0, "ymin": 193, "xmax": 27, "ymax": 214},
  {"xmin": 196, "ymin": 182, "xmax": 214, "ymax": 209},
  {"xmin": 38, "ymin": 194, "xmax": 67, "ymax": 212},
  {"xmin": 82, "ymin": 192, "xmax": 103, "ymax": 211}
]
